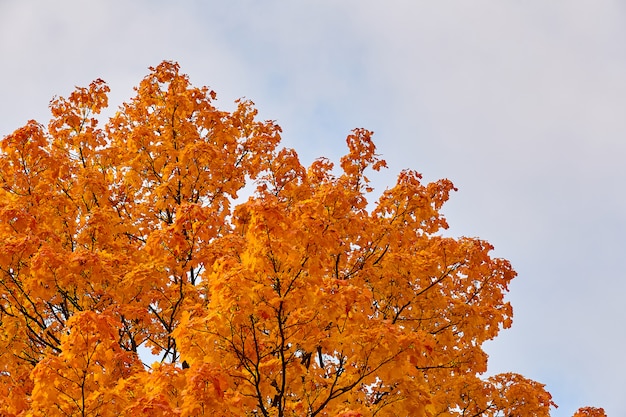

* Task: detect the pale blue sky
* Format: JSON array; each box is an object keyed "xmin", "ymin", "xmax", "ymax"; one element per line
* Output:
[{"xmin": 1, "ymin": 1, "xmax": 624, "ymax": 415}]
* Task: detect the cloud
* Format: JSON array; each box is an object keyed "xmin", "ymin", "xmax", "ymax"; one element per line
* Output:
[{"xmin": 343, "ymin": 4, "xmax": 626, "ymax": 415}]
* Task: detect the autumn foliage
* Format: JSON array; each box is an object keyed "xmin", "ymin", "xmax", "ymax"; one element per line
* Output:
[
  {"xmin": 571, "ymin": 407, "xmax": 607, "ymax": 417},
  {"xmin": 0, "ymin": 62, "xmax": 601, "ymax": 416}
]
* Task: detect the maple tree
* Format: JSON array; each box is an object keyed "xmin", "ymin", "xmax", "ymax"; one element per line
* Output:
[
  {"xmin": 0, "ymin": 61, "xmax": 603, "ymax": 416},
  {"xmin": 571, "ymin": 407, "xmax": 607, "ymax": 417}
]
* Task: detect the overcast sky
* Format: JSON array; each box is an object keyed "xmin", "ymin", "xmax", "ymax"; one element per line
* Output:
[{"xmin": 1, "ymin": 1, "xmax": 624, "ymax": 415}]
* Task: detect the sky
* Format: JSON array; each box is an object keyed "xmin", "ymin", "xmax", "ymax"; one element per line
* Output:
[{"xmin": 1, "ymin": 1, "xmax": 624, "ymax": 415}]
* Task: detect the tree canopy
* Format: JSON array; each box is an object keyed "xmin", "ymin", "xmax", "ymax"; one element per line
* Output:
[{"xmin": 0, "ymin": 61, "xmax": 601, "ymax": 416}]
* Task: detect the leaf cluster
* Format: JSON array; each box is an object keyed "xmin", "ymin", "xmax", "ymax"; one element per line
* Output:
[{"xmin": 0, "ymin": 62, "xmax": 601, "ymax": 417}]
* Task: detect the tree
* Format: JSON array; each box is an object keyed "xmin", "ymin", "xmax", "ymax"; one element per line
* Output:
[
  {"xmin": 573, "ymin": 407, "xmax": 607, "ymax": 417},
  {"xmin": 0, "ymin": 61, "xmax": 600, "ymax": 416}
]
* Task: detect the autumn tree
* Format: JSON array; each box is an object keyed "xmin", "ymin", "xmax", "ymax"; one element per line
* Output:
[
  {"xmin": 573, "ymin": 407, "xmax": 607, "ymax": 417},
  {"xmin": 0, "ymin": 61, "xmax": 601, "ymax": 416}
]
